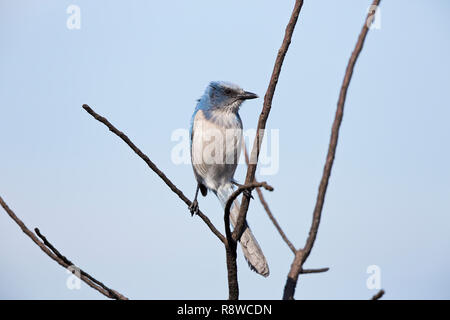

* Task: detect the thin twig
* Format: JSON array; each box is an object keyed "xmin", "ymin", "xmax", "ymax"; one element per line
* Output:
[
  {"xmin": 233, "ymin": 0, "xmax": 304, "ymax": 243},
  {"xmin": 372, "ymin": 289, "xmax": 385, "ymax": 300},
  {"xmin": 255, "ymin": 188, "xmax": 297, "ymax": 253},
  {"xmin": 246, "ymin": 144, "xmax": 330, "ymax": 276},
  {"xmin": 282, "ymin": 0, "xmax": 382, "ymax": 300},
  {"xmin": 243, "ymin": 144, "xmax": 296, "ymax": 254},
  {"xmin": 82, "ymin": 104, "xmax": 226, "ymax": 245},
  {"xmin": 34, "ymin": 228, "xmax": 124, "ymax": 300},
  {"xmin": 300, "ymin": 267, "xmax": 329, "ymax": 274},
  {"xmin": 0, "ymin": 196, "xmax": 127, "ymax": 300},
  {"xmin": 225, "ymin": 182, "xmax": 273, "ymax": 243},
  {"xmin": 223, "ymin": 182, "xmax": 273, "ymax": 300}
]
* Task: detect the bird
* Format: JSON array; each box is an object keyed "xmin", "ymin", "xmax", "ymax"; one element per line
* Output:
[{"xmin": 189, "ymin": 81, "xmax": 269, "ymax": 277}]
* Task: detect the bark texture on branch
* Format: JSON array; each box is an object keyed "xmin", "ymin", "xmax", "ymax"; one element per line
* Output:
[
  {"xmin": 83, "ymin": 104, "xmax": 226, "ymax": 245},
  {"xmin": 233, "ymin": 0, "xmax": 304, "ymax": 247},
  {"xmin": 282, "ymin": 0, "xmax": 382, "ymax": 300},
  {"xmin": 0, "ymin": 196, "xmax": 128, "ymax": 300},
  {"xmin": 224, "ymin": 182, "xmax": 273, "ymax": 300}
]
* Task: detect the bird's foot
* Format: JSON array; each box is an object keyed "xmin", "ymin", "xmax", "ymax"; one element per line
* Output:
[
  {"xmin": 243, "ymin": 189, "xmax": 254, "ymax": 200},
  {"xmin": 232, "ymin": 180, "xmax": 254, "ymax": 199},
  {"xmin": 189, "ymin": 199, "xmax": 199, "ymax": 216}
]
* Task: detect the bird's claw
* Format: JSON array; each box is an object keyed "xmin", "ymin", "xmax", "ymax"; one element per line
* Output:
[
  {"xmin": 189, "ymin": 199, "xmax": 199, "ymax": 216},
  {"xmin": 243, "ymin": 189, "xmax": 254, "ymax": 200},
  {"xmin": 232, "ymin": 180, "xmax": 254, "ymax": 199}
]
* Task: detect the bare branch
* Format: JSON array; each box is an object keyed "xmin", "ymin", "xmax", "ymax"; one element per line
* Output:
[
  {"xmin": 282, "ymin": 0, "xmax": 382, "ymax": 300},
  {"xmin": 300, "ymin": 267, "xmax": 329, "ymax": 274},
  {"xmin": 0, "ymin": 196, "xmax": 127, "ymax": 300},
  {"xmin": 34, "ymin": 228, "xmax": 124, "ymax": 299},
  {"xmin": 225, "ymin": 182, "xmax": 273, "ymax": 243},
  {"xmin": 223, "ymin": 182, "xmax": 273, "ymax": 300},
  {"xmin": 82, "ymin": 104, "xmax": 226, "ymax": 245},
  {"xmin": 372, "ymin": 289, "xmax": 385, "ymax": 300},
  {"xmin": 224, "ymin": 247, "xmax": 239, "ymax": 300},
  {"xmin": 234, "ymin": 0, "xmax": 305, "ymax": 242},
  {"xmin": 243, "ymin": 145, "xmax": 297, "ymax": 254},
  {"xmin": 3, "ymin": 0, "xmax": 382, "ymax": 301}
]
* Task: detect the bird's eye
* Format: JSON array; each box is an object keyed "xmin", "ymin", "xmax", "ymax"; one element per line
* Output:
[{"xmin": 224, "ymin": 88, "xmax": 232, "ymax": 95}]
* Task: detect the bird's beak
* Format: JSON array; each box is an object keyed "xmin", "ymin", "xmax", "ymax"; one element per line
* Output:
[{"xmin": 238, "ymin": 91, "xmax": 259, "ymax": 100}]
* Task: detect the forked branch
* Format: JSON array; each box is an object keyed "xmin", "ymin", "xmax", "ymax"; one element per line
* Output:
[
  {"xmin": 0, "ymin": 196, "xmax": 127, "ymax": 300},
  {"xmin": 224, "ymin": 182, "xmax": 273, "ymax": 300}
]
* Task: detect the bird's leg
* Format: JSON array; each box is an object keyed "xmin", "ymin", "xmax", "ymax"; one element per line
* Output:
[
  {"xmin": 189, "ymin": 184, "xmax": 200, "ymax": 216},
  {"xmin": 231, "ymin": 180, "xmax": 254, "ymax": 199}
]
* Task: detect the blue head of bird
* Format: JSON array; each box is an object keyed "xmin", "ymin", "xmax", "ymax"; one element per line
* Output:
[{"xmin": 199, "ymin": 81, "xmax": 258, "ymax": 113}]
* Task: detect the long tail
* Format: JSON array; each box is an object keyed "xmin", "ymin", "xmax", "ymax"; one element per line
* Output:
[{"xmin": 216, "ymin": 183, "xmax": 269, "ymax": 277}]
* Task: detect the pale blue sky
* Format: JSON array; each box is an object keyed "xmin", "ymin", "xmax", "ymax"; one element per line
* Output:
[{"xmin": 1, "ymin": 0, "xmax": 450, "ymax": 299}]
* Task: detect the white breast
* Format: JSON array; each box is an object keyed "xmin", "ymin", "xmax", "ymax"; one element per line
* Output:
[{"xmin": 191, "ymin": 109, "xmax": 243, "ymax": 191}]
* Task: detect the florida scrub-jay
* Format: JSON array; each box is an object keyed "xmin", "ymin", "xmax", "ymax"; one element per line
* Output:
[{"xmin": 189, "ymin": 81, "xmax": 269, "ymax": 277}]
